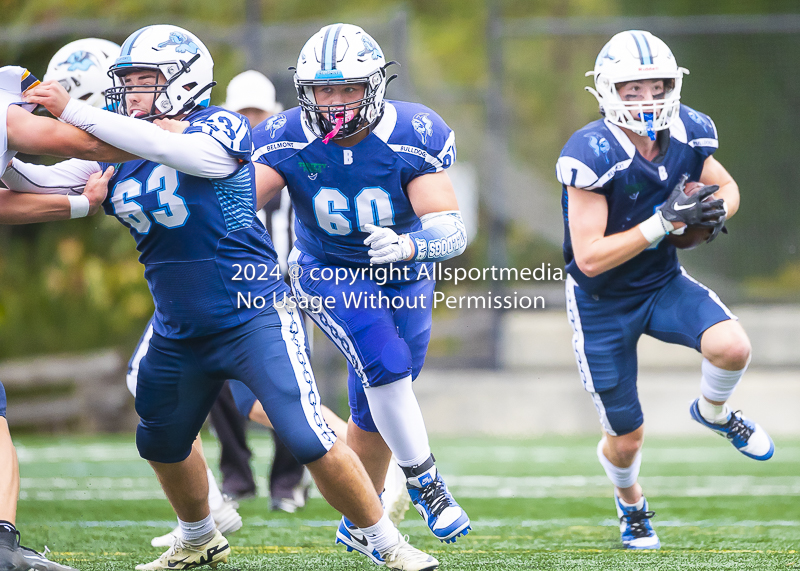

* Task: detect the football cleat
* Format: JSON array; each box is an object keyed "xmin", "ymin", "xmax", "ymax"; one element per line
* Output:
[
  {"xmin": 151, "ymin": 499, "xmax": 242, "ymax": 547},
  {"xmin": 136, "ymin": 529, "xmax": 230, "ymax": 570},
  {"xmin": 383, "ymin": 458, "xmax": 411, "ymax": 526},
  {"xmin": 690, "ymin": 398, "xmax": 774, "ymax": 461},
  {"xmin": 335, "ymin": 516, "xmax": 384, "ymax": 566},
  {"xmin": 379, "ymin": 533, "xmax": 439, "ymax": 571},
  {"xmin": 615, "ymin": 495, "xmax": 660, "ymax": 550},
  {"xmin": 404, "ymin": 456, "xmax": 470, "ymax": 543},
  {"xmin": 0, "ymin": 530, "xmax": 78, "ymax": 571}
]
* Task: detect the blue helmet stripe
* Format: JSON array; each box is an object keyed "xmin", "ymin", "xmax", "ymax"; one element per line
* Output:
[
  {"xmin": 630, "ymin": 31, "xmax": 653, "ymax": 65},
  {"xmin": 322, "ymin": 23, "xmax": 344, "ymax": 71},
  {"xmin": 120, "ymin": 26, "xmax": 150, "ymax": 58}
]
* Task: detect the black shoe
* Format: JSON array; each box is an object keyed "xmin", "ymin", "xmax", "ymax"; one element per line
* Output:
[{"xmin": 0, "ymin": 530, "xmax": 78, "ymax": 571}]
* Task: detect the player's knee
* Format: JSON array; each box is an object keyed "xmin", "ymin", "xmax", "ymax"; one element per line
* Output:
[
  {"xmin": 379, "ymin": 338, "xmax": 413, "ymax": 376},
  {"xmin": 608, "ymin": 433, "xmax": 643, "ymax": 464},
  {"xmin": 136, "ymin": 423, "xmax": 192, "ymax": 463},
  {"xmin": 722, "ymin": 336, "xmax": 751, "ymax": 370}
]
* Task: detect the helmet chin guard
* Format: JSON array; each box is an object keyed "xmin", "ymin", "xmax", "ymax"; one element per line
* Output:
[
  {"xmin": 294, "ymin": 23, "xmax": 395, "ymax": 141},
  {"xmin": 586, "ymin": 30, "xmax": 688, "ymax": 139},
  {"xmin": 105, "ymin": 25, "xmax": 215, "ymax": 121}
]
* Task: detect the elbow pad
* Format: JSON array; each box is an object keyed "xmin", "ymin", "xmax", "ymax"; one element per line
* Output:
[{"xmin": 408, "ymin": 210, "xmax": 467, "ymax": 262}]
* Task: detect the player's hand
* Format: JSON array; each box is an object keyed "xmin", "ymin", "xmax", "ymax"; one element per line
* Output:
[
  {"xmin": 657, "ymin": 176, "xmax": 724, "ymax": 228},
  {"xmin": 23, "ymin": 80, "xmax": 72, "ymax": 118},
  {"xmin": 154, "ymin": 118, "xmax": 189, "ymax": 134},
  {"xmin": 363, "ymin": 223, "xmax": 415, "ymax": 264},
  {"xmin": 706, "ymin": 214, "xmax": 728, "ymax": 244},
  {"xmin": 83, "ymin": 166, "xmax": 114, "ymax": 214}
]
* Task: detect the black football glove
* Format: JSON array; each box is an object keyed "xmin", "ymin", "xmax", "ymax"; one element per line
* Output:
[
  {"xmin": 657, "ymin": 175, "xmax": 724, "ymax": 227},
  {"xmin": 706, "ymin": 215, "xmax": 729, "ymax": 244}
]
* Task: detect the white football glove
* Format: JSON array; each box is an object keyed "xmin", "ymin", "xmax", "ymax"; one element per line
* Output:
[{"xmin": 363, "ymin": 223, "xmax": 414, "ymax": 264}]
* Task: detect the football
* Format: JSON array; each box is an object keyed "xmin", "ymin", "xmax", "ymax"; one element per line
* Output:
[{"xmin": 665, "ymin": 181, "xmax": 714, "ymax": 250}]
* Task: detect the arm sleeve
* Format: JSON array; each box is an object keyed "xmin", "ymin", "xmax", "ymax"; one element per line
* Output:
[
  {"xmin": 1, "ymin": 158, "xmax": 100, "ymax": 195},
  {"xmin": 59, "ymin": 99, "xmax": 240, "ymax": 179},
  {"xmin": 408, "ymin": 210, "xmax": 467, "ymax": 262}
]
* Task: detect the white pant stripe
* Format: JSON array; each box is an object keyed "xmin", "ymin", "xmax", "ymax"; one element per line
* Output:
[
  {"xmin": 565, "ymin": 275, "xmax": 595, "ymax": 392},
  {"xmin": 680, "ymin": 266, "xmax": 737, "ymax": 320},
  {"xmin": 126, "ymin": 321, "xmax": 154, "ymax": 398},
  {"xmin": 274, "ymin": 303, "xmax": 335, "ymax": 450}
]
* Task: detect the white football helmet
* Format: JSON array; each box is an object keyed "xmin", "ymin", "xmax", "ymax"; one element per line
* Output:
[
  {"xmin": 105, "ymin": 25, "xmax": 215, "ymax": 120},
  {"xmin": 44, "ymin": 38, "xmax": 120, "ymax": 108},
  {"xmin": 294, "ymin": 23, "xmax": 395, "ymax": 140},
  {"xmin": 586, "ymin": 30, "xmax": 689, "ymax": 139}
]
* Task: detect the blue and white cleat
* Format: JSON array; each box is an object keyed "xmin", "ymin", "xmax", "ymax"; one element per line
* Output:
[
  {"xmin": 335, "ymin": 516, "xmax": 384, "ymax": 566},
  {"xmin": 615, "ymin": 495, "xmax": 660, "ymax": 550},
  {"xmin": 404, "ymin": 455, "xmax": 471, "ymax": 543},
  {"xmin": 690, "ymin": 398, "xmax": 774, "ymax": 461}
]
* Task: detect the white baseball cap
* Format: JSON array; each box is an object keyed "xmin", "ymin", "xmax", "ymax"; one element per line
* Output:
[{"xmin": 222, "ymin": 70, "xmax": 283, "ymax": 114}]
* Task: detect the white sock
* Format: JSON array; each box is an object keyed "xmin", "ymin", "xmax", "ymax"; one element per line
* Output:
[
  {"xmin": 207, "ymin": 468, "xmax": 224, "ymax": 511},
  {"xmin": 364, "ymin": 377, "xmax": 431, "ymax": 466},
  {"xmin": 618, "ymin": 495, "xmax": 645, "ymax": 510},
  {"xmin": 697, "ymin": 397, "xmax": 730, "ymax": 424},
  {"xmin": 597, "ymin": 438, "xmax": 641, "ymax": 489},
  {"xmin": 178, "ymin": 513, "xmax": 216, "ymax": 547},
  {"xmin": 700, "ymin": 358, "xmax": 747, "ymax": 403},
  {"xmin": 361, "ymin": 512, "xmax": 399, "ymax": 553}
]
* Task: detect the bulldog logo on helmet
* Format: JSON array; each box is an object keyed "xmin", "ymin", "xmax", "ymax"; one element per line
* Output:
[
  {"xmin": 60, "ymin": 51, "xmax": 97, "ymax": 72},
  {"xmin": 357, "ymin": 36, "xmax": 382, "ymax": 61},
  {"xmin": 156, "ymin": 32, "xmax": 199, "ymax": 54}
]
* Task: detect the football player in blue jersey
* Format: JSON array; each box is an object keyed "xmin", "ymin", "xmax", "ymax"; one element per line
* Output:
[
  {"xmin": 19, "ymin": 24, "xmax": 438, "ymax": 571},
  {"xmin": 0, "ymin": 64, "xmax": 128, "ymax": 571},
  {"xmin": 248, "ymin": 23, "xmax": 471, "ymax": 560},
  {"xmin": 556, "ymin": 30, "xmax": 774, "ymax": 550}
]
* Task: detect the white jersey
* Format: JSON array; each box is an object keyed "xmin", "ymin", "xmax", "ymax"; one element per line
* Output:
[{"xmin": 0, "ymin": 66, "xmax": 39, "ymax": 177}]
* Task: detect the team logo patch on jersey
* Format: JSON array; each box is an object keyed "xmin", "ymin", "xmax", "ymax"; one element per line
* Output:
[
  {"xmin": 586, "ymin": 134, "xmax": 611, "ymax": 163},
  {"xmin": 412, "ymin": 113, "xmax": 434, "ymax": 145},
  {"xmin": 265, "ymin": 114, "xmax": 288, "ymax": 139},
  {"xmin": 59, "ymin": 51, "xmax": 97, "ymax": 72},
  {"xmin": 357, "ymin": 36, "xmax": 383, "ymax": 61},
  {"xmin": 687, "ymin": 110, "xmax": 710, "ymax": 130},
  {"xmin": 299, "ymin": 160, "xmax": 327, "ymax": 180},
  {"xmin": 156, "ymin": 32, "xmax": 199, "ymax": 54}
]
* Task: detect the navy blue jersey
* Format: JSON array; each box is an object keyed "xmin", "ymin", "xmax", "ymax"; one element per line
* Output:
[
  {"xmin": 101, "ymin": 105, "xmax": 284, "ymax": 338},
  {"xmin": 252, "ymin": 101, "xmax": 456, "ymax": 278},
  {"xmin": 556, "ymin": 104, "xmax": 718, "ymax": 296}
]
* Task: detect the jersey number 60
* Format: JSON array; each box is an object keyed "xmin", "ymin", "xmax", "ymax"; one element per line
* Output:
[{"xmin": 314, "ymin": 186, "xmax": 395, "ymax": 236}]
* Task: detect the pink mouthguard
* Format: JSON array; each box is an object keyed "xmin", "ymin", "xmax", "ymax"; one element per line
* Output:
[{"xmin": 323, "ymin": 113, "xmax": 345, "ymax": 144}]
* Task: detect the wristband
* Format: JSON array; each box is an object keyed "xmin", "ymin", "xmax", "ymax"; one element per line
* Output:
[
  {"xmin": 639, "ymin": 211, "xmax": 674, "ymax": 244},
  {"xmin": 68, "ymin": 194, "xmax": 90, "ymax": 219}
]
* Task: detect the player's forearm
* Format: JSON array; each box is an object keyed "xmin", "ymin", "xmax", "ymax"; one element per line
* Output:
[
  {"xmin": 573, "ymin": 228, "xmax": 651, "ymax": 277},
  {"xmin": 6, "ymin": 105, "xmax": 132, "ymax": 163},
  {"xmin": 2, "ymin": 158, "xmax": 100, "ymax": 195},
  {"xmin": 60, "ymin": 99, "xmax": 238, "ymax": 178},
  {"xmin": 713, "ymin": 180, "xmax": 739, "ymax": 219},
  {"xmin": 0, "ymin": 189, "xmax": 74, "ymax": 224}
]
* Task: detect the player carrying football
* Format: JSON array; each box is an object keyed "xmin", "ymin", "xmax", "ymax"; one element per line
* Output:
[{"xmin": 556, "ymin": 30, "xmax": 774, "ymax": 550}]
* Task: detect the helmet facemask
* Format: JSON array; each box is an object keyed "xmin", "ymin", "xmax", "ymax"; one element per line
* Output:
[
  {"xmin": 105, "ymin": 52, "xmax": 214, "ymax": 121},
  {"xmin": 589, "ymin": 75, "xmax": 682, "ymax": 140},
  {"xmin": 296, "ymin": 66, "xmax": 387, "ymax": 142}
]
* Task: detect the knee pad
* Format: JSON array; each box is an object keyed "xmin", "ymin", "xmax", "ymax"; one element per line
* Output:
[
  {"xmin": 379, "ymin": 338, "xmax": 413, "ymax": 376},
  {"xmin": 136, "ymin": 422, "xmax": 193, "ymax": 464}
]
